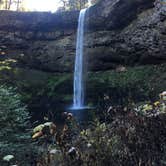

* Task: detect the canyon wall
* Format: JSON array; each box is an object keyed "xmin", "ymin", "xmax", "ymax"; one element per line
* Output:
[{"xmin": 0, "ymin": 0, "xmax": 165, "ymax": 72}]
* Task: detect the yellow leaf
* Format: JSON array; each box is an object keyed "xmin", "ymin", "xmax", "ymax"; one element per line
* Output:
[
  {"xmin": 32, "ymin": 131, "xmax": 43, "ymax": 139},
  {"xmin": 33, "ymin": 124, "xmax": 44, "ymax": 133},
  {"xmin": 154, "ymin": 101, "xmax": 160, "ymax": 106}
]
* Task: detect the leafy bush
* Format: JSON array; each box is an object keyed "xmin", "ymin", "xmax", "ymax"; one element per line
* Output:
[
  {"xmin": 0, "ymin": 86, "xmax": 30, "ymax": 140},
  {"xmin": 134, "ymin": 91, "xmax": 166, "ymax": 117},
  {"xmin": 72, "ymin": 121, "xmax": 125, "ymax": 166},
  {"xmin": 0, "ymin": 86, "xmax": 32, "ymax": 165},
  {"xmin": 19, "ymin": 91, "xmax": 166, "ymax": 166},
  {"xmin": 0, "ymin": 85, "xmax": 36, "ymax": 166}
]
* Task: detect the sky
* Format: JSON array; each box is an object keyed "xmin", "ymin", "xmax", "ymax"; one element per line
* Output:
[
  {"xmin": 24, "ymin": 0, "xmax": 92, "ymax": 12},
  {"xmin": 24, "ymin": 0, "xmax": 62, "ymax": 12}
]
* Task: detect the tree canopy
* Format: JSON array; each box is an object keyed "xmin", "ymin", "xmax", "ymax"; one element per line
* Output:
[
  {"xmin": 0, "ymin": 0, "xmax": 99, "ymax": 11},
  {"xmin": 59, "ymin": 0, "xmax": 89, "ymax": 11},
  {"xmin": 0, "ymin": 0, "xmax": 24, "ymax": 11}
]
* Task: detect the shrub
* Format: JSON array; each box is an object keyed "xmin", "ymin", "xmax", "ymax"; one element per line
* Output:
[
  {"xmin": 0, "ymin": 86, "xmax": 30, "ymax": 141},
  {"xmin": 0, "ymin": 86, "xmax": 32, "ymax": 165}
]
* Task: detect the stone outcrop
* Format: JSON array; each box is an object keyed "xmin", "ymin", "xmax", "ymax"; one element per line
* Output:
[{"xmin": 0, "ymin": 0, "xmax": 165, "ymax": 72}]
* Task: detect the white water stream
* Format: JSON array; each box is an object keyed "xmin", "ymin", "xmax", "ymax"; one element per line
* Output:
[{"xmin": 73, "ymin": 8, "xmax": 87, "ymax": 109}]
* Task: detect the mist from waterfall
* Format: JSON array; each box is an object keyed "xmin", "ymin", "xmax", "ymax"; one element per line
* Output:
[{"xmin": 73, "ymin": 8, "xmax": 87, "ymax": 110}]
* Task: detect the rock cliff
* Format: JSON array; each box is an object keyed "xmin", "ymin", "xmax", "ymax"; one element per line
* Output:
[{"xmin": 0, "ymin": 0, "xmax": 165, "ymax": 72}]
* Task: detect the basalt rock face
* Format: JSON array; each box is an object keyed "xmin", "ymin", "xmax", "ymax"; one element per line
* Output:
[
  {"xmin": 86, "ymin": 0, "xmax": 155, "ymax": 30},
  {"xmin": 85, "ymin": 4, "xmax": 166, "ymax": 71},
  {"xmin": 0, "ymin": 0, "xmax": 165, "ymax": 72},
  {"xmin": 0, "ymin": 10, "xmax": 79, "ymax": 72}
]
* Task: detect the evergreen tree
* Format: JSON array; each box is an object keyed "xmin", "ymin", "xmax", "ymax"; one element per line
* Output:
[{"xmin": 0, "ymin": 86, "xmax": 30, "ymax": 144}]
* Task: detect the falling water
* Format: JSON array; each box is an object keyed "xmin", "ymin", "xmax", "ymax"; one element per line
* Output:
[{"xmin": 73, "ymin": 8, "xmax": 87, "ymax": 109}]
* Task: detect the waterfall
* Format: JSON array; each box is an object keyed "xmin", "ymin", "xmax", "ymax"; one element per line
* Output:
[{"xmin": 73, "ymin": 8, "xmax": 87, "ymax": 109}]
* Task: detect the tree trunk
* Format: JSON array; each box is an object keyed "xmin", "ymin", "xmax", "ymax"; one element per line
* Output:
[
  {"xmin": 16, "ymin": 0, "xmax": 20, "ymax": 11},
  {"xmin": 5, "ymin": 0, "xmax": 8, "ymax": 9},
  {"xmin": 7, "ymin": 0, "xmax": 12, "ymax": 10}
]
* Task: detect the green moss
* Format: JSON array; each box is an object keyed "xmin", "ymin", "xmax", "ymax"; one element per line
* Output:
[
  {"xmin": 0, "ymin": 63, "xmax": 165, "ymax": 120},
  {"xmin": 87, "ymin": 64, "xmax": 166, "ymax": 105},
  {"xmin": 47, "ymin": 73, "xmax": 72, "ymax": 97},
  {"xmin": 0, "ymin": 66, "xmax": 73, "ymax": 121}
]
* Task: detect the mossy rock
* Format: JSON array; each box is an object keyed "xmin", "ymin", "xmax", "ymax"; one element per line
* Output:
[
  {"xmin": 0, "ymin": 63, "xmax": 165, "ymax": 121},
  {"xmin": 86, "ymin": 64, "xmax": 166, "ymax": 106}
]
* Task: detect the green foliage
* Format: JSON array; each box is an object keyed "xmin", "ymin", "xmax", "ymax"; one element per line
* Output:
[
  {"xmin": 28, "ymin": 91, "xmax": 166, "ymax": 166},
  {"xmin": 0, "ymin": 67, "xmax": 73, "ymax": 122},
  {"xmin": 0, "ymin": 64, "xmax": 165, "ymax": 123},
  {"xmin": 87, "ymin": 64, "xmax": 166, "ymax": 105},
  {"xmin": 62, "ymin": 106, "xmax": 166, "ymax": 165},
  {"xmin": 0, "ymin": 85, "xmax": 30, "ymax": 142},
  {"xmin": 0, "ymin": 85, "xmax": 33, "ymax": 165},
  {"xmin": 134, "ymin": 91, "xmax": 166, "ymax": 117},
  {"xmin": 77, "ymin": 121, "xmax": 124, "ymax": 165},
  {"xmin": 47, "ymin": 74, "xmax": 72, "ymax": 97}
]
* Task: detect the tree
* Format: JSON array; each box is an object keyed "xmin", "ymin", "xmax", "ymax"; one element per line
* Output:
[
  {"xmin": 16, "ymin": 0, "xmax": 20, "ymax": 10},
  {"xmin": 0, "ymin": 86, "xmax": 30, "ymax": 143},
  {"xmin": 0, "ymin": 0, "xmax": 3, "ymax": 9},
  {"xmin": 68, "ymin": 0, "xmax": 88, "ymax": 10},
  {"xmin": 60, "ymin": 0, "xmax": 68, "ymax": 9},
  {"xmin": 0, "ymin": 0, "xmax": 13, "ymax": 10},
  {"xmin": 59, "ymin": 0, "xmax": 89, "ymax": 11},
  {"xmin": 0, "ymin": 0, "xmax": 6, "ymax": 9},
  {"xmin": 0, "ymin": 0, "xmax": 24, "ymax": 10},
  {"xmin": 0, "ymin": 86, "xmax": 38, "ymax": 166}
]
